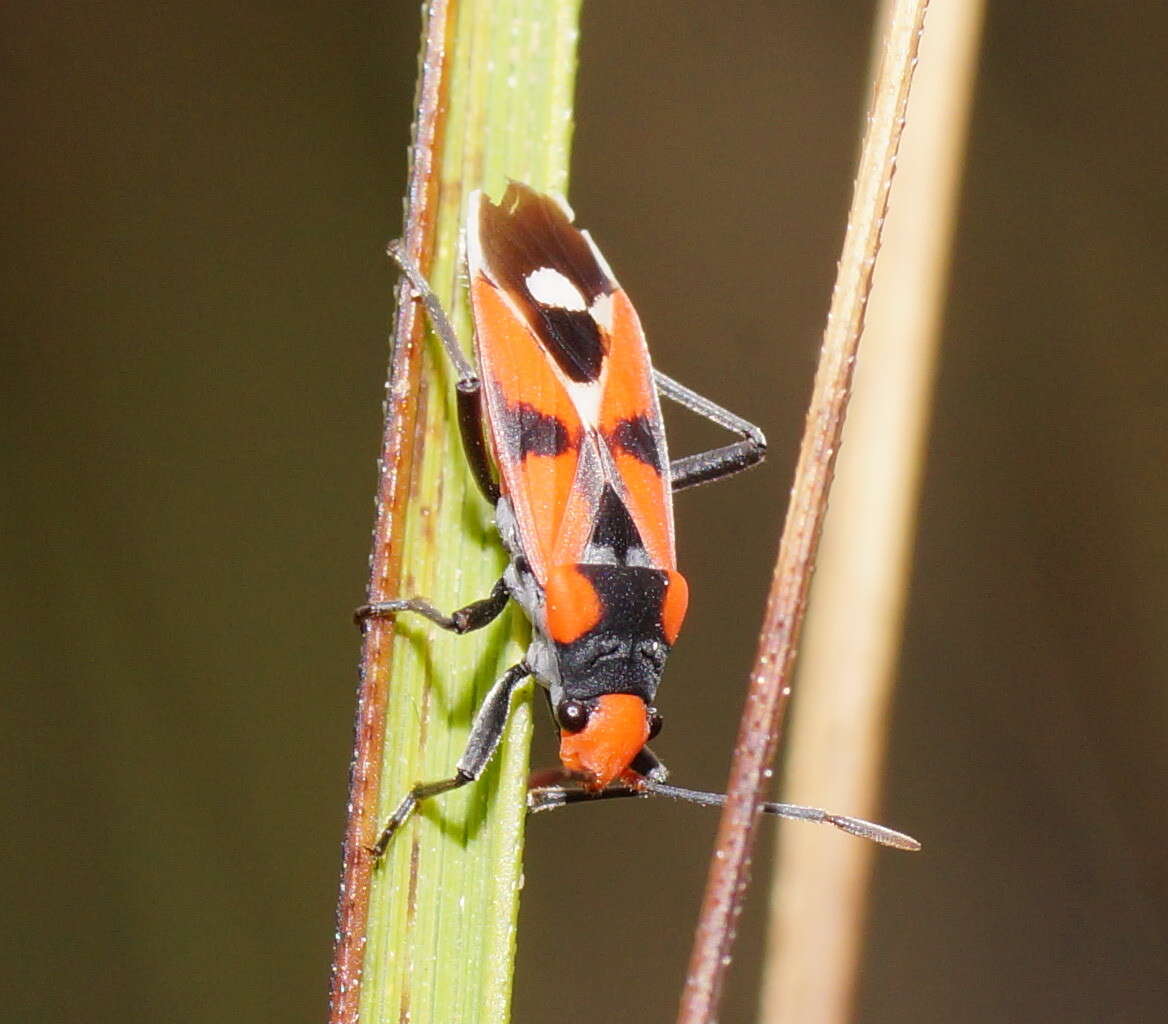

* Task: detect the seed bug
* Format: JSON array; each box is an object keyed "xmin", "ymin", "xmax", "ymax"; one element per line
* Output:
[{"xmin": 362, "ymin": 183, "xmax": 918, "ymax": 856}]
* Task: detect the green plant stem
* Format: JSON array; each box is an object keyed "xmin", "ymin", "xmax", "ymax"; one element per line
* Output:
[{"xmin": 328, "ymin": 3, "xmax": 581, "ymax": 1024}]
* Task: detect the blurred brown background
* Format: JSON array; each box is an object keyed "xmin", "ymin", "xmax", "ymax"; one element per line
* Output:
[{"xmin": 5, "ymin": 1, "xmax": 1166, "ymax": 1021}]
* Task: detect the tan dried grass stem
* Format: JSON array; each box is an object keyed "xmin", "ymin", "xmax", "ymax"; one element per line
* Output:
[
  {"xmin": 675, "ymin": 4, "xmax": 932, "ymax": 1023},
  {"xmin": 758, "ymin": 3, "xmax": 984, "ymax": 1020}
]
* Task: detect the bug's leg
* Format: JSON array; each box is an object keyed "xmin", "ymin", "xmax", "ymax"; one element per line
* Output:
[
  {"xmin": 371, "ymin": 661, "xmax": 532, "ymax": 857},
  {"xmin": 527, "ymin": 784, "xmax": 646, "ymax": 814},
  {"xmin": 355, "ymin": 577, "xmax": 510, "ymax": 632},
  {"xmin": 387, "ymin": 239, "xmax": 499, "ymax": 502},
  {"xmin": 653, "ymin": 369, "xmax": 767, "ymax": 491},
  {"xmin": 453, "ymin": 383, "xmax": 500, "ymax": 503},
  {"xmin": 387, "ymin": 239, "xmax": 476, "ymax": 385},
  {"xmin": 629, "ymin": 744, "xmax": 668, "ymax": 780},
  {"xmin": 526, "ymin": 746, "xmax": 668, "ymax": 814}
]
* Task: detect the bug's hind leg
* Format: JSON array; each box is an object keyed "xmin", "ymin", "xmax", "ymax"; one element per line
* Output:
[
  {"xmin": 653, "ymin": 369, "xmax": 767, "ymax": 490},
  {"xmin": 388, "ymin": 240, "xmax": 499, "ymax": 502}
]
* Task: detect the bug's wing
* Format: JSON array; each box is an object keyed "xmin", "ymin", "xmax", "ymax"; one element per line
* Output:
[
  {"xmin": 469, "ymin": 183, "xmax": 675, "ymax": 580},
  {"xmin": 592, "ymin": 285, "xmax": 675, "ymax": 571},
  {"xmin": 469, "ymin": 184, "xmax": 598, "ymax": 582}
]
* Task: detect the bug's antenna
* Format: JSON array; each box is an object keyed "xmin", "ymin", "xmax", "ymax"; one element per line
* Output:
[{"xmin": 641, "ymin": 778, "xmax": 921, "ymax": 851}]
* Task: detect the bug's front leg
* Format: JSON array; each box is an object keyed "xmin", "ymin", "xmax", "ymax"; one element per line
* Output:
[
  {"xmin": 355, "ymin": 577, "xmax": 510, "ymax": 633},
  {"xmin": 370, "ymin": 661, "xmax": 532, "ymax": 857},
  {"xmin": 526, "ymin": 746, "xmax": 668, "ymax": 814}
]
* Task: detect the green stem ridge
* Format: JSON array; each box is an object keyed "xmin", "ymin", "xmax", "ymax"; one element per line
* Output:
[{"xmin": 330, "ymin": 3, "xmax": 583, "ymax": 1024}]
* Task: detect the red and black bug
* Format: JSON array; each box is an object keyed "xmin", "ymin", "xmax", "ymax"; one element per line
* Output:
[{"xmin": 363, "ymin": 183, "xmax": 917, "ymax": 855}]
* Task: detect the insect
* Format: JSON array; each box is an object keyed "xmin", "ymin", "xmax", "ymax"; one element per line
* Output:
[{"xmin": 362, "ymin": 182, "xmax": 918, "ymax": 856}]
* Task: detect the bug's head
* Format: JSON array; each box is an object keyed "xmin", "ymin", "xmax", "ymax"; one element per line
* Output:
[
  {"xmin": 555, "ymin": 696, "xmax": 664, "ymax": 791},
  {"xmin": 544, "ymin": 564, "xmax": 686, "ymax": 789}
]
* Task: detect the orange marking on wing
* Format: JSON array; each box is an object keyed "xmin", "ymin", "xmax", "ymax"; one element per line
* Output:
[
  {"xmin": 599, "ymin": 290, "xmax": 676, "ymax": 568},
  {"xmin": 472, "ymin": 275, "xmax": 586, "ymax": 581},
  {"xmin": 660, "ymin": 569, "xmax": 690, "ymax": 645},
  {"xmin": 598, "ymin": 291, "xmax": 655, "ymax": 424},
  {"xmin": 512, "ymin": 452, "xmax": 584, "ymax": 574},
  {"xmin": 544, "ymin": 564, "xmax": 603, "ymax": 644},
  {"xmin": 614, "ymin": 452, "xmax": 674, "ymax": 569},
  {"xmin": 547, "ymin": 459, "xmax": 603, "ymax": 568},
  {"xmin": 559, "ymin": 694, "xmax": 650, "ymax": 791}
]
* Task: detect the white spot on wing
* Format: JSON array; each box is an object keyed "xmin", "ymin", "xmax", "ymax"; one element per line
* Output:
[
  {"xmin": 565, "ymin": 379, "xmax": 602, "ymax": 427},
  {"xmin": 525, "ymin": 267, "xmax": 587, "ymax": 311},
  {"xmin": 465, "ymin": 190, "xmax": 485, "ymax": 276},
  {"xmin": 589, "ymin": 292, "xmax": 614, "ymax": 331}
]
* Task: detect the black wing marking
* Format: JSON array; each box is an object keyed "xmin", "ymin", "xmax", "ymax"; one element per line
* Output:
[
  {"xmin": 507, "ymin": 402, "xmax": 576, "ymax": 459},
  {"xmin": 477, "ymin": 182, "xmax": 615, "ymax": 384},
  {"xmin": 585, "ymin": 484, "xmax": 645, "ymax": 563},
  {"xmin": 609, "ymin": 414, "xmax": 664, "ymax": 473}
]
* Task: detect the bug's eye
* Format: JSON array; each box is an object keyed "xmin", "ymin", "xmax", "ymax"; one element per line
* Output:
[
  {"xmin": 647, "ymin": 708, "xmax": 664, "ymax": 740},
  {"xmin": 556, "ymin": 699, "xmax": 592, "ymax": 734}
]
